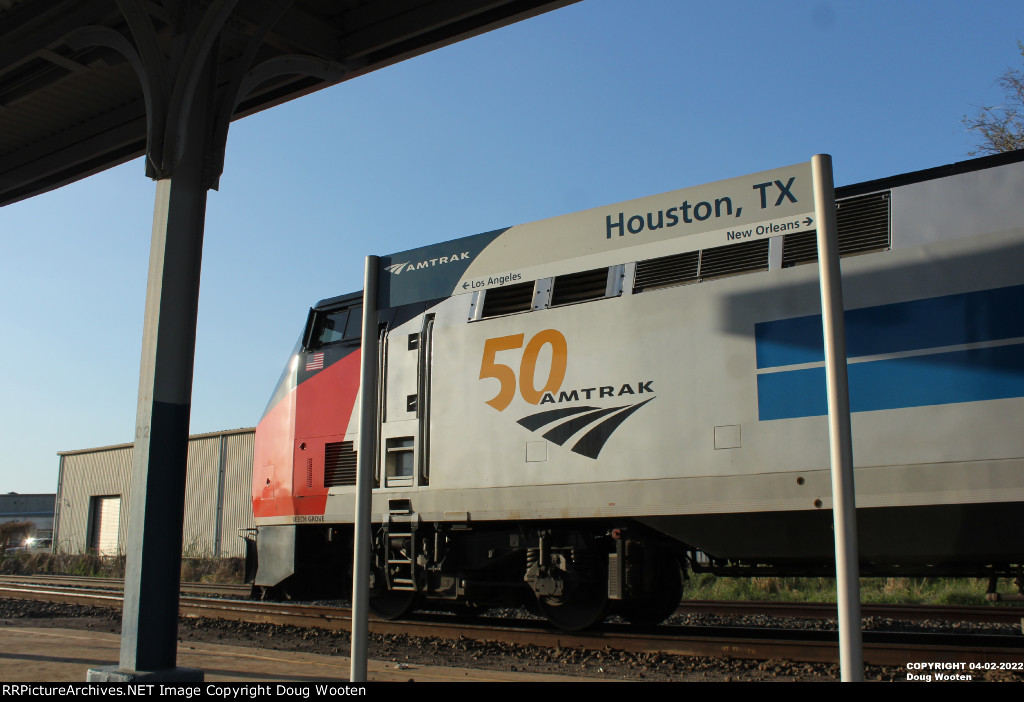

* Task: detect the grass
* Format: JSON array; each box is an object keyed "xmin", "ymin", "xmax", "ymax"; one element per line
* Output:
[
  {"xmin": 0, "ymin": 551, "xmax": 125, "ymax": 578},
  {"xmin": 179, "ymin": 557, "xmax": 245, "ymax": 584},
  {"xmin": 0, "ymin": 549, "xmax": 1016, "ymax": 605},
  {"xmin": 686, "ymin": 573, "xmax": 1022, "ymax": 606},
  {"xmin": 0, "ymin": 551, "xmax": 244, "ymax": 584}
]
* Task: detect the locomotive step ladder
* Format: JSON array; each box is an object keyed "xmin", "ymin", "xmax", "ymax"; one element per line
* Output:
[{"xmin": 386, "ymin": 506, "xmax": 420, "ymax": 592}]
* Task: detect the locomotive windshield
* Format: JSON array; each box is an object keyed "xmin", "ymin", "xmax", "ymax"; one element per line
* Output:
[{"xmin": 310, "ymin": 305, "xmax": 362, "ymax": 348}]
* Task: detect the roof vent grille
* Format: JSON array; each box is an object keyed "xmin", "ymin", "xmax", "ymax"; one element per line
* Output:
[
  {"xmin": 633, "ymin": 251, "xmax": 699, "ymax": 292},
  {"xmin": 551, "ymin": 268, "xmax": 609, "ymax": 306},
  {"xmin": 698, "ymin": 239, "xmax": 770, "ymax": 280},
  {"xmin": 481, "ymin": 281, "xmax": 534, "ymax": 318},
  {"xmin": 783, "ymin": 191, "xmax": 891, "ymax": 267}
]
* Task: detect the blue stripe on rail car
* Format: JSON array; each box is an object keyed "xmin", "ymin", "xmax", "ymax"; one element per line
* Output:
[
  {"xmin": 757, "ymin": 342, "xmax": 1024, "ymax": 420},
  {"xmin": 754, "ymin": 284, "xmax": 1024, "ymax": 370}
]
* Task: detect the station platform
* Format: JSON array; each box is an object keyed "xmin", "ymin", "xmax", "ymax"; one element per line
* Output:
[{"xmin": 0, "ymin": 627, "xmax": 593, "ymax": 683}]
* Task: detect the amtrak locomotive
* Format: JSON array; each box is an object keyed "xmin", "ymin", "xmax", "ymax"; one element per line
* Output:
[{"xmin": 248, "ymin": 151, "xmax": 1024, "ymax": 630}]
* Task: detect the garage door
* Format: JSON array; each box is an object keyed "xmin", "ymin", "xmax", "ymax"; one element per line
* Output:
[{"xmin": 89, "ymin": 496, "xmax": 121, "ymax": 556}]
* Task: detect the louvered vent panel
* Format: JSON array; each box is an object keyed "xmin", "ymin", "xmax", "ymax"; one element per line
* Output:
[
  {"xmin": 781, "ymin": 230, "xmax": 818, "ymax": 267},
  {"xmin": 481, "ymin": 281, "xmax": 534, "ymax": 317},
  {"xmin": 633, "ymin": 251, "xmax": 699, "ymax": 292},
  {"xmin": 699, "ymin": 239, "xmax": 770, "ymax": 280},
  {"xmin": 551, "ymin": 268, "xmax": 609, "ymax": 306},
  {"xmin": 783, "ymin": 191, "xmax": 891, "ymax": 267},
  {"xmin": 837, "ymin": 191, "xmax": 890, "ymax": 255},
  {"xmin": 324, "ymin": 441, "xmax": 357, "ymax": 487}
]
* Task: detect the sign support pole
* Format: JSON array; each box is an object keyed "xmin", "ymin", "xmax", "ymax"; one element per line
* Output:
[
  {"xmin": 812, "ymin": 153, "xmax": 863, "ymax": 681},
  {"xmin": 351, "ymin": 255, "xmax": 379, "ymax": 682}
]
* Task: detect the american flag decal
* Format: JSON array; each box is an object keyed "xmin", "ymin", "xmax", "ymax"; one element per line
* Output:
[{"xmin": 305, "ymin": 352, "xmax": 324, "ymax": 371}]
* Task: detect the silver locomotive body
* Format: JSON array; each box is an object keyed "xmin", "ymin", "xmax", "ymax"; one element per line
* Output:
[{"xmin": 251, "ymin": 152, "xmax": 1024, "ymax": 628}]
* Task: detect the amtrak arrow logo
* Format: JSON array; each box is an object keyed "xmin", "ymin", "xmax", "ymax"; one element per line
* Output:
[{"xmin": 516, "ymin": 398, "xmax": 654, "ymax": 459}]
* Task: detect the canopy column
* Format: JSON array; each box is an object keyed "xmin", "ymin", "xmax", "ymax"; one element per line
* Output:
[{"xmin": 87, "ymin": 40, "xmax": 217, "ymax": 685}]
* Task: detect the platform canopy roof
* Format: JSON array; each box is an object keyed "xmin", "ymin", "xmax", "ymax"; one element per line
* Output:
[{"xmin": 0, "ymin": 0, "xmax": 575, "ymax": 207}]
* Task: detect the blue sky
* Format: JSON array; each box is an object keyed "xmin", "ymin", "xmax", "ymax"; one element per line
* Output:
[{"xmin": 2, "ymin": 0, "xmax": 1022, "ymax": 493}]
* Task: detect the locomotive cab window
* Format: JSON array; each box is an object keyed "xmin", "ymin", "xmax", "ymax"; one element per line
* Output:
[{"xmin": 305, "ymin": 305, "xmax": 362, "ymax": 349}]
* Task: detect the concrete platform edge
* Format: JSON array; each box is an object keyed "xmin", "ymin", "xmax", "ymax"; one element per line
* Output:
[{"xmin": 86, "ymin": 665, "xmax": 204, "ymax": 683}]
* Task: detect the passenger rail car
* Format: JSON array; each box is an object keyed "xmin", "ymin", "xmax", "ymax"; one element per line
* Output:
[{"xmin": 248, "ymin": 152, "xmax": 1024, "ymax": 630}]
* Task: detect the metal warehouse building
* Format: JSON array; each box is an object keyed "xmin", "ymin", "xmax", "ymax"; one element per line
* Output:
[
  {"xmin": 54, "ymin": 428, "xmax": 254, "ymax": 558},
  {"xmin": 0, "ymin": 493, "xmax": 55, "ymax": 541}
]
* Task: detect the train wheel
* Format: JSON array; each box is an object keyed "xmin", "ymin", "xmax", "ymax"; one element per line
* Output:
[
  {"xmin": 620, "ymin": 552, "xmax": 683, "ymax": 626},
  {"xmin": 536, "ymin": 586, "xmax": 607, "ymax": 631},
  {"xmin": 368, "ymin": 590, "xmax": 419, "ymax": 620}
]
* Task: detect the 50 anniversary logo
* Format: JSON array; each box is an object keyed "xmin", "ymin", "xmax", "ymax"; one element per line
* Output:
[{"xmin": 478, "ymin": 329, "xmax": 654, "ymax": 459}]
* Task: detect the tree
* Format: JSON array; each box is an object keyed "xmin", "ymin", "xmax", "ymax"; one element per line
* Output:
[{"xmin": 963, "ymin": 42, "xmax": 1024, "ymax": 155}]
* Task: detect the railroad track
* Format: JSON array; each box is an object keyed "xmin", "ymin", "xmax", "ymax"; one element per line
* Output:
[
  {"xmin": 0, "ymin": 574, "xmax": 248, "ymax": 597},
  {"xmin": 675, "ymin": 599, "xmax": 1024, "ymax": 626},
  {"xmin": 1, "ymin": 574, "xmax": 1021, "ymax": 625},
  {"xmin": 1, "ymin": 578, "xmax": 1022, "ymax": 668}
]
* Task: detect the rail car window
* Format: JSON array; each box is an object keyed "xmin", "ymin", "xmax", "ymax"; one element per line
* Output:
[
  {"xmin": 550, "ymin": 267, "xmax": 610, "ymax": 306},
  {"xmin": 480, "ymin": 281, "xmax": 535, "ymax": 318},
  {"xmin": 782, "ymin": 191, "xmax": 891, "ymax": 267}
]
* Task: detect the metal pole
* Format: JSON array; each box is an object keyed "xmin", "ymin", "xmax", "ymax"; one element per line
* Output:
[
  {"xmin": 350, "ymin": 255, "xmax": 379, "ymax": 682},
  {"xmin": 811, "ymin": 154, "xmax": 863, "ymax": 681}
]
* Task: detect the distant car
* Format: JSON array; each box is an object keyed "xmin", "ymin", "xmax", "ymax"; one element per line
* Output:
[{"xmin": 21, "ymin": 536, "xmax": 52, "ymax": 554}]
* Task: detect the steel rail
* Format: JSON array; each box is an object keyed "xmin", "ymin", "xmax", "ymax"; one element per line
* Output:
[
  {"xmin": 675, "ymin": 599, "xmax": 1024, "ymax": 626},
  {"xmin": 1, "ymin": 584, "xmax": 1021, "ymax": 668},
  {"xmin": 0, "ymin": 574, "xmax": 248, "ymax": 597},
  {"xmin": 2, "ymin": 575, "xmax": 1020, "ymax": 625}
]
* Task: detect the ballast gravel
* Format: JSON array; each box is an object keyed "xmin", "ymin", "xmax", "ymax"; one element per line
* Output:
[{"xmin": 1, "ymin": 597, "xmax": 1020, "ymax": 682}]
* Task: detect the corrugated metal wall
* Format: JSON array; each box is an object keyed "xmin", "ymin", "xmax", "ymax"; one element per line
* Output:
[
  {"xmin": 55, "ymin": 445, "xmax": 132, "ymax": 556},
  {"xmin": 182, "ymin": 436, "xmax": 221, "ymax": 557},
  {"xmin": 55, "ymin": 429, "xmax": 254, "ymax": 558},
  {"xmin": 220, "ymin": 431, "xmax": 256, "ymax": 558}
]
